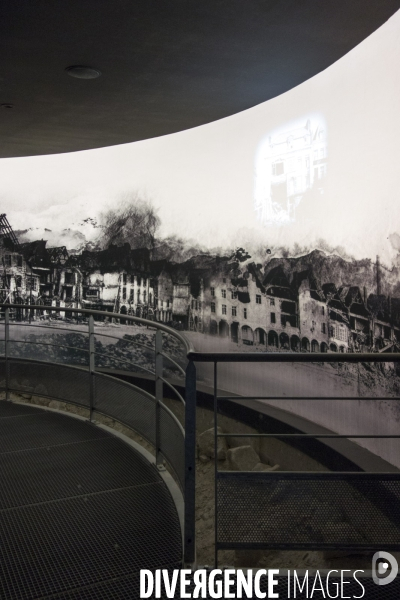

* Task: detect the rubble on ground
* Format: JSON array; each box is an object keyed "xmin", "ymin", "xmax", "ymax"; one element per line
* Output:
[{"xmin": 8, "ymin": 327, "xmax": 186, "ymax": 378}]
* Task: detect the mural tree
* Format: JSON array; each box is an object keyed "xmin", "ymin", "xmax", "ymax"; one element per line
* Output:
[{"xmin": 98, "ymin": 193, "xmax": 161, "ymax": 250}]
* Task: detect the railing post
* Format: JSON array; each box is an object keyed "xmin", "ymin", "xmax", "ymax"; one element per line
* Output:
[
  {"xmin": 5, "ymin": 307, "xmax": 10, "ymax": 401},
  {"xmin": 88, "ymin": 315, "xmax": 95, "ymax": 422},
  {"xmin": 155, "ymin": 330, "xmax": 163, "ymax": 467},
  {"xmin": 184, "ymin": 359, "xmax": 196, "ymax": 566}
]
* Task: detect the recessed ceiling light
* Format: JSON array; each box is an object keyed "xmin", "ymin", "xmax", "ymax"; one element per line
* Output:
[{"xmin": 65, "ymin": 66, "xmax": 102, "ymax": 80}]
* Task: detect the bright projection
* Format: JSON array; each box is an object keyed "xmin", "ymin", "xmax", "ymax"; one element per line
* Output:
[
  {"xmin": 0, "ymin": 9, "xmax": 400, "ymax": 263},
  {"xmin": 254, "ymin": 116, "xmax": 327, "ymax": 226}
]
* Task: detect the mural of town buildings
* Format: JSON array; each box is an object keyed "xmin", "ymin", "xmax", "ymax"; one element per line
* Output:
[{"xmin": 1, "ymin": 213, "xmax": 399, "ymax": 355}]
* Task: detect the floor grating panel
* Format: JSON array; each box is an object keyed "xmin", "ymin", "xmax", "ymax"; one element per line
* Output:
[
  {"xmin": 0, "ymin": 410, "xmax": 110, "ymax": 454},
  {"xmin": 0, "ymin": 436, "xmax": 161, "ymax": 509},
  {"xmin": 0, "ymin": 401, "xmax": 182, "ymax": 600},
  {"xmin": 0, "ymin": 401, "xmax": 43, "ymax": 419}
]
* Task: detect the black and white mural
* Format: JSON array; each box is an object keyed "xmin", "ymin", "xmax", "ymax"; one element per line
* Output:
[{"xmin": 1, "ymin": 9, "xmax": 400, "ymax": 467}]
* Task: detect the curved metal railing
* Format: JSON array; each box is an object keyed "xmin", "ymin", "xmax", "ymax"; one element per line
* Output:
[
  {"xmin": 0, "ymin": 303, "xmax": 195, "ymax": 563},
  {"xmin": 184, "ymin": 348, "xmax": 400, "ymax": 566},
  {"xmin": 3, "ymin": 303, "xmax": 400, "ymax": 568}
]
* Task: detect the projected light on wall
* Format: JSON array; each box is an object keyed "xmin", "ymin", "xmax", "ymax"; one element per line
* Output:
[{"xmin": 254, "ymin": 115, "xmax": 327, "ymax": 225}]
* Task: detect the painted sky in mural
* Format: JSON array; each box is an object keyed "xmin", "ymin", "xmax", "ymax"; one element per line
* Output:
[{"xmin": 0, "ymin": 10, "xmax": 399, "ymax": 264}]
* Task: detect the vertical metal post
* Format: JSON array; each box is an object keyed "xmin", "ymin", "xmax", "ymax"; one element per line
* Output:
[
  {"xmin": 155, "ymin": 329, "xmax": 163, "ymax": 466},
  {"xmin": 5, "ymin": 307, "xmax": 10, "ymax": 401},
  {"xmin": 88, "ymin": 315, "xmax": 95, "ymax": 422},
  {"xmin": 184, "ymin": 359, "xmax": 197, "ymax": 566},
  {"xmin": 213, "ymin": 361, "xmax": 218, "ymax": 568}
]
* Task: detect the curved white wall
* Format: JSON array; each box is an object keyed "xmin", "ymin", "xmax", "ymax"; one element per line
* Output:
[
  {"xmin": 0, "ymin": 10, "xmax": 399, "ymax": 262},
  {"xmin": 1, "ymin": 10, "xmax": 400, "ymax": 466}
]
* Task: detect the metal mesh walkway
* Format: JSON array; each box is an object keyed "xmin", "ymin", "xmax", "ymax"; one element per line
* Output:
[{"xmin": 0, "ymin": 401, "xmax": 182, "ymax": 600}]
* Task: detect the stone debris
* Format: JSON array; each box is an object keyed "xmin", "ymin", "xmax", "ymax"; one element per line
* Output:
[
  {"xmin": 226, "ymin": 445, "xmax": 260, "ymax": 471},
  {"xmin": 252, "ymin": 462, "xmax": 280, "ymax": 472},
  {"xmin": 9, "ymin": 329, "xmax": 184, "ymax": 378},
  {"xmin": 197, "ymin": 426, "xmax": 227, "ymax": 460}
]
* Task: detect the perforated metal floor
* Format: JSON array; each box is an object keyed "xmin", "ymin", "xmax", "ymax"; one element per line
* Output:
[
  {"xmin": 0, "ymin": 401, "xmax": 182, "ymax": 600},
  {"xmin": 217, "ymin": 473, "xmax": 400, "ymax": 550}
]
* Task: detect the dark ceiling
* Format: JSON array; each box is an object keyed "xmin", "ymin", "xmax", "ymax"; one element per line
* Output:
[{"xmin": 1, "ymin": 0, "xmax": 399, "ymax": 158}]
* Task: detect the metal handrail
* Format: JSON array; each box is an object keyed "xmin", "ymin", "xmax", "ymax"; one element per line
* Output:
[
  {"xmin": 160, "ymin": 352, "xmax": 186, "ymax": 377},
  {"xmin": 0, "ymin": 302, "xmax": 194, "ymax": 565},
  {"xmin": 0, "ymin": 303, "xmax": 194, "ymax": 354},
  {"xmin": 187, "ymin": 350, "xmax": 400, "ymax": 362},
  {"xmin": 217, "ymin": 395, "xmax": 400, "ymax": 400},
  {"xmin": 9, "ymin": 301, "xmax": 400, "ymax": 568},
  {"xmin": 159, "ymin": 376, "xmax": 186, "ymax": 405},
  {"xmin": 218, "ymin": 432, "xmax": 400, "ymax": 438},
  {"xmin": 183, "ymin": 347, "xmax": 400, "ymax": 567}
]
